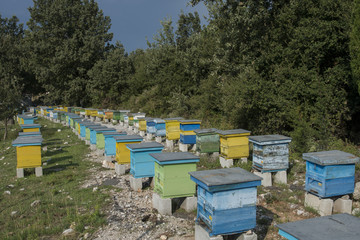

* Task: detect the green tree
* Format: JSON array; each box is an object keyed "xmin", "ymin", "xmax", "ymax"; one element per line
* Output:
[{"xmin": 351, "ymin": 0, "xmax": 360, "ymax": 94}]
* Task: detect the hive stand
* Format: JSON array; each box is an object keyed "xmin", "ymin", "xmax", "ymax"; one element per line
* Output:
[
  {"xmin": 195, "ymin": 223, "xmax": 258, "ymax": 240},
  {"xmin": 305, "ymin": 192, "xmax": 353, "ymax": 216},
  {"xmin": 155, "ymin": 136, "xmax": 163, "ymax": 143},
  {"xmin": 152, "ymin": 192, "xmax": 197, "ymax": 215},
  {"xmin": 179, "ymin": 142, "xmax": 197, "ymax": 152},
  {"xmin": 115, "ymin": 163, "xmax": 127, "ymax": 175},
  {"xmin": 146, "ymin": 133, "xmax": 154, "ymax": 142},
  {"xmin": 165, "ymin": 139, "xmax": 175, "ymax": 151},
  {"xmin": 219, "ymin": 156, "xmax": 248, "ymax": 168},
  {"xmin": 252, "ymin": 169, "xmax": 287, "ymax": 187},
  {"xmin": 139, "ymin": 130, "xmax": 146, "ymax": 137}
]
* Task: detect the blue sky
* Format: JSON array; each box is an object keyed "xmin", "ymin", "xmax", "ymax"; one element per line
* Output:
[{"xmin": 0, "ymin": 0, "xmax": 208, "ymax": 52}]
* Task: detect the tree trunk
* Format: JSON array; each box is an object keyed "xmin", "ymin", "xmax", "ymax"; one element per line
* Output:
[{"xmin": 3, "ymin": 117, "xmax": 8, "ymax": 141}]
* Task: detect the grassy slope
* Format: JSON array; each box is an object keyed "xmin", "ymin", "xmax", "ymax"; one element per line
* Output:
[{"xmin": 0, "ymin": 118, "xmax": 109, "ymax": 240}]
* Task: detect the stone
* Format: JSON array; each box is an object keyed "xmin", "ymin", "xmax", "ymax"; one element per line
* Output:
[
  {"xmin": 115, "ymin": 163, "xmax": 126, "ymax": 175},
  {"xmin": 353, "ymin": 182, "xmax": 360, "ymax": 200},
  {"xmin": 31, "ymin": 200, "xmax": 41, "ymax": 207},
  {"xmin": 180, "ymin": 196, "xmax": 197, "ymax": 212},
  {"xmin": 160, "ymin": 235, "xmax": 168, "ymax": 240},
  {"xmin": 129, "ymin": 176, "xmax": 143, "ymax": 191},
  {"xmin": 42, "ymin": 146, "xmax": 48, "ymax": 152},
  {"xmin": 105, "ymin": 155, "xmax": 113, "ymax": 162},
  {"xmin": 4, "ymin": 190, "xmax": 11, "ymax": 195},
  {"xmin": 165, "ymin": 139, "xmax": 174, "ymax": 151},
  {"xmin": 219, "ymin": 156, "xmax": 233, "ymax": 168},
  {"xmin": 352, "ymin": 208, "xmax": 360, "ymax": 215},
  {"xmin": 16, "ymin": 168, "xmax": 24, "ymax": 178},
  {"xmin": 253, "ymin": 171, "xmax": 272, "ymax": 187},
  {"xmin": 237, "ymin": 231, "xmax": 258, "ymax": 240},
  {"xmin": 96, "ymin": 149, "xmax": 105, "ymax": 157},
  {"xmin": 179, "ymin": 143, "xmax": 188, "ymax": 152},
  {"xmin": 333, "ymin": 198, "xmax": 352, "ymax": 214},
  {"xmin": 90, "ymin": 144, "xmax": 97, "ymax": 151},
  {"xmin": 85, "ymin": 140, "xmax": 90, "ymax": 145},
  {"xmin": 134, "ymin": 128, "xmax": 139, "ymax": 134},
  {"xmin": 139, "ymin": 131, "xmax": 146, "ymax": 137},
  {"xmin": 11, "ymin": 211, "xmax": 17, "ymax": 217},
  {"xmin": 62, "ymin": 228, "xmax": 75, "ymax": 236},
  {"xmin": 210, "ymin": 152, "xmax": 219, "ymax": 160},
  {"xmin": 240, "ymin": 157, "xmax": 248, "ymax": 164},
  {"xmin": 274, "ymin": 170, "xmax": 287, "ymax": 184},
  {"xmin": 35, "ymin": 167, "xmax": 43, "ymax": 177},
  {"xmin": 152, "ymin": 192, "xmax": 172, "ymax": 215},
  {"xmin": 195, "ymin": 223, "xmax": 223, "ymax": 240},
  {"xmin": 155, "ymin": 136, "xmax": 163, "ymax": 143}
]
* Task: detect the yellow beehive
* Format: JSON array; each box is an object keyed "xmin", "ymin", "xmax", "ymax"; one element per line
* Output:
[
  {"xmin": 21, "ymin": 124, "xmax": 41, "ymax": 133},
  {"xmin": 114, "ymin": 135, "xmax": 143, "ymax": 164},
  {"xmin": 164, "ymin": 117, "xmax": 184, "ymax": 140},
  {"xmin": 12, "ymin": 136, "xmax": 43, "ymax": 168},
  {"xmin": 218, "ymin": 129, "xmax": 251, "ymax": 159}
]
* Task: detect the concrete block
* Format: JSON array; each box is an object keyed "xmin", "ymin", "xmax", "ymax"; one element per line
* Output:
[
  {"xmin": 240, "ymin": 157, "xmax": 248, "ymax": 163},
  {"xmin": 112, "ymin": 120, "xmax": 118, "ymax": 124},
  {"xmin": 129, "ymin": 176, "xmax": 143, "ymax": 191},
  {"xmin": 35, "ymin": 167, "xmax": 43, "ymax": 177},
  {"xmin": 304, "ymin": 192, "xmax": 334, "ymax": 216},
  {"xmin": 90, "ymin": 144, "xmax": 97, "ymax": 151},
  {"xmin": 180, "ymin": 196, "xmax": 197, "ymax": 212},
  {"xmin": 152, "ymin": 192, "xmax": 172, "ymax": 215},
  {"xmin": 105, "ymin": 155, "xmax": 114, "ymax": 162},
  {"xmin": 237, "ymin": 231, "xmax": 258, "ymax": 240},
  {"xmin": 165, "ymin": 139, "xmax": 174, "ymax": 151},
  {"xmin": 90, "ymin": 116, "xmax": 95, "ymax": 122},
  {"xmin": 191, "ymin": 144, "xmax": 197, "ymax": 151},
  {"xmin": 155, "ymin": 136, "xmax": 163, "ymax": 143},
  {"xmin": 333, "ymin": 197, "xmax": 352, "ymax": 214},
  {"xmin": 115, "ymin": 163, "xmax": 126, "ymax": 175},
  {"xmin": 16, "ymin": 168, "xmax": 24, "ymax": 178},
  {"xmin": 253, "ymin": 171, "xmax": 272, "ymax": 187},
  {"xmin": 139, "ymin": 131, "xmax": 146, "ymax": 137},
  {"xmin": 210, "ymin": 152, "xmax": 220, "ymax": 160},
  {"xmin": 195, "ymin": 223, "xmax": 223, "ymax": 240},
  {"xmin": 85, "ymin": 140, "xmax": 90, "ymax": 145},
  {"xmin": 219, "ymin": 156, "xmax": 233, "ymax": 168},
  {"xmin": 146, "ymin": 133, "xmax": 154, "ymax": 142},
  {"xmin": 134, "ymin": 128, "xmax": 139, "ymax": 134},
  {"xmin": 179, "ymin": 143, "xmax": 188, "ymax": 152},
  {"xmin": 102, "ymin": 160, "xmax": 115, "ymax": 169},
  {"xmin": 274, "ymin": 170, "xmax": 287, "ymax": 185},
  {"xmin": 97, "ymin": 149, "xmax": 105, "ymax": 157}
]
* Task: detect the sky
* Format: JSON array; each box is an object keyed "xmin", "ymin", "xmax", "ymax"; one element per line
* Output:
[{"xmin": 0, "ymin": 0, "xmax": 209, "ymax": 52}]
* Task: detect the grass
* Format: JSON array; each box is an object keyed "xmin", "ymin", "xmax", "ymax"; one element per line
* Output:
[{"xmin": 0, "ymin": 118, "xmax": 109, "ymax": 239}]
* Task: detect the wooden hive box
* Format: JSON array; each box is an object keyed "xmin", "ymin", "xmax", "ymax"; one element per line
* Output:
[
  {"xmin": 79, "ymin": 121, "xmax": 98, "ymax": 138},
  {"xmin": 277, "ymin": 214, "xmax": 360, "ymax": 240},
  {"xmin": 18, "ymin": 115, "xmax": 35, "ymax": 125},
  {"xmin": 128, "ymin": 114, "xmax": 134, "ymax": 126},
  {"xmin": 104, "ymin": 132, "xmax": 127, "ymax": 157},
  {"xmin": 85, "ymin": 124, "xmax": 101, "ymax": 140},
  {"xmin": 137, "ymin": 117, "xmax": 150, "ymax": 131},
  {"xmin": 114, "ymin": 135, "xmax": 143, "ymax": 164},
  {"xmin": 249, "ymin": 134, "xmax": 292, "ymax": 172},
  {"xmin": 21, "ymin": 124, "xmax": 41, "ymax": 133},
  {"xmin": 12, "ymin": 135, "xmax": 43, "ymax": 168},
  {"xmin": 303, "ymin": 150, "xmax": 359, "ymax": 198},
  {"xmin": 154, "ymin": 118, "xmax": 166, "ymax": 137},
  {"xmin": 89, "ymin": 126, "xmax": 113, "ymax": 145},
  {"xmin": 179, "ymin": 120, "xmax": 201, "ymax": 145},
  {"xmin": 150, "ymin": 152, "xmax": 199, "ymax": 198},
  {"xmin": 127, "ymin": 142, "xmax": 164, "ymax": 178},
  {"xmin": 97, "ymin": 110, "xmax": 105, "ymax": 119},
  {"xmin": 194, "ymin": 128, "xmax": 220, "ymax": 153},
  {"xmin": 217, "ymin": 129, "xmax": 251, "ymax": 159},
  {"xmin": 133, "ymin": 113, "xmax": 146, "ymax": 127},
  {"xmin": 96, "ymin": 128, "xmax": 117, "ymax": 149},
  {"xmin": 146, "ymin": 118, "xmax": 156, "ymax": 134},
  {"xmin": 164, "ymin": 118, "xmax": 184, "ymax": 141},
  {"xmin": 124, "ymin": 114, "xmax": 129, "ymax": 125},
  {"xmin": 104, "ymin": 110, "xmax": 114, "ymax": 120},
  {"xmin": 189, "ymin": 168, "xmax": 262, "ymax": 236},
  {"xmin": 112, "ymin": 111, "xmax": 121, "ymax": 121},
  {"xmin": 119, "ymin": 110, "xmax": 130, "ymax": 122},
  {"xmin": 85, "ymin": 108, "xmax": 94, "ymax": 117}
]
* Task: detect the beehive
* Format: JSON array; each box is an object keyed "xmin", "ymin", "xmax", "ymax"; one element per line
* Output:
[
  {"xmin": 127, "ymin": 142, "xmax": 164, "ymax": 178},
  {"xmin": 154, "ymin": 118, "xmax": 166, "ymax": 137},
  {"xmin": 137, "ymin": 117, "xmax": 149, "ymax": 131},
  {"xmin": 249, "ymin": 135, "xmax": 292, "ymax": 172},
  {"xmin": 104, "ymin": 110, "xmax": 114, "ymax": 120},
  {"xmin": 114, "ymin": 135, "xmax": 143, "ymax": 164},
  {"xmin": 85, "ymin": 124, "xmax": 101, "ymax": 140},
  {"xmin": 164, "ymin": 118, "xmax": 184, "ymax": 140},
  {"xmin": 119, "ymin": 110, "xmax": 131, "ymax": 122},
  {"xmin": 303, "ymin": 150, "xmax": 359, "ymax": 198},
  {"xmin": 277, "ymin": 213, "xmax": 360, "ymax": 240},
  {"xmin": 95, "ymin": 128, "xmax": 117, "ymax": 149},
  {"xmin": 217, "ymin": 129, "xmax": 251, "ymax": 159},
  {"xmin": 146, "ymin": 118, "xmax": 156, "ymax": 134},
  {"xmin": 97, "ymin": 110, "xmax": 105, "ymax": 119},
  {"xmin": 133, "ymin": 113, "xmax": 146, "ymax": 128},
  {"xmin": 79, "ymin": 122, "xmax": 98, "ymax": 138},
  {"xmin": 104, "ymin": 132, "xmax": 127, "ymax": 157},
  {"xmin": 89, "ymin": 127, "xmax": 114, "ymax": 145},
  {"xmin": 12, "ymin": 135, "xmax": 43, "ymax": 168},
  {"xmin": 194, "ymin": 128, "xmax": 220, "ymax": 153},
  {"xmin": 18, "ymin": 115, "xmax": 35, "ymax": 125},
  {"xmin": 150, "ymin": 152, "xmax": 199, "ymax": 198},
  {"xmin": 85, "ymin": 108, "xmax": 96, "ymax": 117},
  {"xmin": 179, "ymin": 120, "xmax": 201, "ymax": 145},
  {"xmin": 189, "ymin": 168, "xmax": 262, "ymax": 236},
  {"xmin": 21, "ymin": 124, "xmax": 41, "ymax": 132}
]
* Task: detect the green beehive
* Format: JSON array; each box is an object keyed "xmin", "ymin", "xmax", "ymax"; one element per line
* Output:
[
  {"xmin": 194, "ymin": 128, "xmax": 220, "ymax": 153},
  {"xmin": 150, "ymin": 152, "xmax": 199, "ymax": 198}
]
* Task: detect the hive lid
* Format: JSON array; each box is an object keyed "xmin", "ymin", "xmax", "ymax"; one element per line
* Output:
[
  {"xmin": 127, "ymin": 142, "xmax": 164, "ymax": 149},
  {"xmin": 276, "ymin": 214, "xmax": 360, "ymax": 240},
  {"xmin": 149, "ymin": 152, "xmax": 199, "ymax": 162},
  {"xmin": 18, "ymin": 115, "xmax": 34, "ymax": 119},
  {"xmin": 179, "ymin": 119, "xmax": 202, "ymax": 123},
  {"xmin": 19, "ymin": 132, "xmax": 41, "ymax": 136},
  {"xmin": 20, "ymin": 124, "xmax": 41, "ymax": 128},
  {"xmin": 102, "ymin": 131, "xmax": 126, "ymax": 136},
  {"xmin": 94, "ymin": 127, "xmax": 116, "ymax": 132},
  {"xmin": 164, "ymin": 117, "xmax": 184, "ymax": 121},
  {"xmin": 87, "ymin": 125, "xmax": 106, "ymax": 130},
  {"xmin": 249, "ymin": 134, "xmax": 292, "ymax": 144},
  {"xmin": 302, "ymin": 150, "xmax": 359, "ymax": 165},
  {"xmin": 12, "ymin": 136, "xmax": 43, "ymax": 145},
  {"xmin": 194, "ymin": 128, "xmax": 218, "ymax": 134},
  {"xmin": 113, "ymin": 135, "xmax": 143, "ymax": 141},
  {"xmin": 153, "ymin": 118, "xmax": 165, "ymax": 123},
  {"xmin": 118, "ymin": 110, "xmax": 131, "ymax": 113},
  {"xmin": 189, "ymin": 168, "xmax": 262, "ymax": 186},
  {"xmin": 217, "ymin": 129, "xmax": 251, "ymax": 135}
]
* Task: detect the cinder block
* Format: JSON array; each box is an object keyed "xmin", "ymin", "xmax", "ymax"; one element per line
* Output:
[
  {"xmin": 97, "ymin": 149, "xmax": 104, "ymax": 157},
  {"xmin": 146, "ymin": 133, "xmax": 154, "ymax": 142},
  {"xmin": 90, "ymin": 144, "xmax": 97, "ymax": 151},
  {"xmin": 333, "ymin": 197, "xmax": 352, "ymax": 214},
  {"xmin": 304, "ymin": 192, "xmax": 334, "ymax": 216},
  {"xmin": 274, "ymin": 170, "xmax": 287, "ymax": 184},
  {"xmin": 130, "ymin": 175, "xmax": 143, "ymax": 191},
  {"xmin": 139, "ymin": 131, "xmax": 146, "ymax": 137},
  {"xmin": 134, "ymin": 128, "xmax": 139, "ymax": 134},
  {"xmin": 237, "ymin": 231, "xmax": 258, "ymax": 240},
  {"xmin": 240, "ymin": 157, "xmax": 248, "ymax": 164},
  {"xmin": 219, "ymin": 156, "xmax": 233, "ymax": 168},
  {"xmin": 210, "ymin": 152, "xmax": 220, "ymax": 160},
  {"xmin": 115, "ymin": 163, "xmax": 126, "ymax": 175},
  {"xmin": 180, "ymin": 196, "xmax": 197, "ymax": 212},
  {"xmin": 105, "ymin": 155, "xmax": 113, "ymax": 162},
  {"xmin": 253, "ymin": 171, "xmax": 272, "ymax": 187},
  {"xmin": 179, "ymin": 143, "xmax": 188, "ymax": 152},
  {"xmin": 192, "ymin": 144, "xmax": 197, "ymax": 151},
  {"xmin": 35, "ymin": 167, "xmax": 43, "ymax": 177},
  {"xmin": 155, "ymin": 136, "xmax": 163, "ymax": 143},
  {"xmin": 152, "ymin": 192, "xmax": 172, "ymax": 215},
  {"xmin": 16, "ymin": 168, "xmax": 24, "ymax": 178},
  {"xmin": 195, "ymin": 223, "xmax": 223, "ymax": 240},
  {"xmin": 166, "ymin": 139, "xmax": 174, "ymax": 151}
]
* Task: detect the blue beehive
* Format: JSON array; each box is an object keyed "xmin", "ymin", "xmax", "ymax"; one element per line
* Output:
[
  {"xmin": 154, "ymin": 118, "xmax": 166, "ymax": 137},
  {"xmin": 127, "ymin": 142, "xmax": 164, "ymax": 178},
  {"xmin": 303, "ymin": 150, "xmax": 359, "ymax": 198},
  {"xmin": 19, "ymin": 132, "xmax": 41, "ymax": 137},
  {"xmin": 179, "ymin": 120, "xmax": 201, "ymax": 144},
  {"xmin": 90, "ymin": 127, "xmax": 116, "ymax": 145},
  {"xmin": 146, "ymin": 118, "xmax": 156, "ymax": 134},
  {"xmin": 79, "ymin": 122, "xmax": 99, "ymax": 138},
  {"xmin": 19, "ymin": 115, "xmax": 35, "ymax": 124},
  {"xmin": 104, "ymin": 131, "xmax": 127, "ymax": 157},
  {"xmin": 189, "ymin": 168, "xmax": 262, "ymax": 236},
  {"xmin": 249, "ymin": 134, "xmax": 292, "ymax": 172},
  {"xmin": 277, "ymin": 213, "xmax": 360, "ymax": 240}
]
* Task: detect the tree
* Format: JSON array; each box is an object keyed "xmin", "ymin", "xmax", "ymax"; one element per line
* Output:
[
  {"xmin": 23, "ymin": 0, "xmax": 113, "ymax": 106},
  {"xmin": 351, "ymin": 0, "xmax": 360, "ymax": 94},
  {"xmin": 0, "ymin": 15, "xmax": 24, "ymax": 140}
]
